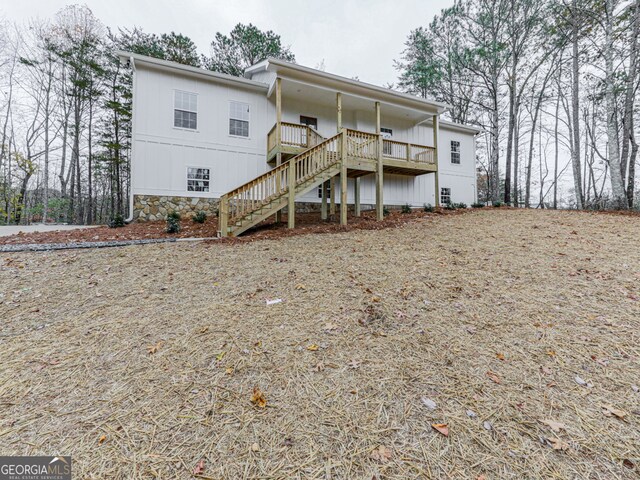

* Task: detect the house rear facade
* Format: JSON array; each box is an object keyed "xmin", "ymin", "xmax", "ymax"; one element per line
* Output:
[{"xmin": 120, "ymin": 52, "xmax": 479, "ymax": 236}]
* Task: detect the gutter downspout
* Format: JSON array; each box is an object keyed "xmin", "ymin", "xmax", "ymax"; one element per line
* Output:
[{"xmin": 125, "ymin": 56, "xmax": 137, "ymax": 223}]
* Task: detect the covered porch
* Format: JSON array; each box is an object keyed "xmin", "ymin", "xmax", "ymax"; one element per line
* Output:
[{"xmin": 266, "ymin": 76, "xmax": 443, "ymax": 220}]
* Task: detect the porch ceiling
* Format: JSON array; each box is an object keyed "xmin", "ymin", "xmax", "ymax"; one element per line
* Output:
[{"xmin": 277, "ymin": 78, "xmax": 434, "ymax": 124}]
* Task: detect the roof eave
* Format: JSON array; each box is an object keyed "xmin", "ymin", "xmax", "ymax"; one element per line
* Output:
[{"xmin": 116, "ymin": 51, "xmax": 269, "ymax": 91}]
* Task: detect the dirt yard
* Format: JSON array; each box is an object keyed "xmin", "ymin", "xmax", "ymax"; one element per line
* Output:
[{"xmin": 0, "ymin": 209, "xmax": 638, "ymax": 479}]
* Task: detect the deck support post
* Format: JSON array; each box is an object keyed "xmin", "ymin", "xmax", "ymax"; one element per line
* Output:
[
  {"xmin": 375, "ymin": 102, "xmax": 384, "ymax": 221},
  {"xmin": 288, "ymin": 161, "xmax": 295, "ymax": 229},
  {"xmin": 218, "ymin": 195, "xmax": 228, "ymax": 237},
  {"xmin": 330, "ymin": 177, "xmax": 336, "ymax": 215},
  {"xmin": 340, "ymin": 129, "xmax": 348, "ymax": 225},
  {"xmin": 433, "ymin": 113, "xmax": 440, "ymax": 208},
  {"xmin": 354, "ymin": 177, "xmax": 361, "ymax": 217},
  {"xmin": 321, "ymin": 181, "xmax": 328, "ymax": 220},
  {"xmin": 275, "ymin": 77, "xmax": 283, "ymax": 223}
]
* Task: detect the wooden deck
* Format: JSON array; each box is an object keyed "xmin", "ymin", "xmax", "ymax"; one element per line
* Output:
[{"xmin": 267, "ymin": 123, "xmax": 437, "ymax": 176}]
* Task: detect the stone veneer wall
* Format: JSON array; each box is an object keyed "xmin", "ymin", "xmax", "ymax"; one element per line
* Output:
[
  {"xmin": 133, "ymin": 195, "xmax": 219, "ymax": 222},
  {"xmin": 133, "ymin": 194, "xmax": 396, "ymax": 222}
]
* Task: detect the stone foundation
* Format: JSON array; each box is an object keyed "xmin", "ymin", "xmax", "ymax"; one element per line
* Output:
[
  {"xmin": 133, "ymin": 195, "xmax": 219, "ymax": 222},
  {"xmin": 133, "ymin": 194, "xmax": 401, "ymax": 222}
]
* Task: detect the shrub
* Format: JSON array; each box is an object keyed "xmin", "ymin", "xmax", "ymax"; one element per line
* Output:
[
  {"xmin": 423, "ymin": 203, "xmax": 434, "ymax": 213},
  {"xmin": 444, "ymin": 202, "xmax": 456, "ymax": 210},
  {"xmin": 492, "ymin": 201, "xmax": 504, "ymax": 208},
  {"xmin": 454, "ymin": 202, "xmax": 467, "ymax": 209},
  {"xmin": 401, "ymin": 203, "xmax": 412, "ymax": 214},
  {"xmin": 383, "ymin": 206, "xmax": 390, "ymax": 216},
  {"xmin": 471, "ymin": 202, "xmax": 485, "ymax": 208},
  {"xmin": 193, "ymin": 211, "xmax": 207, "ymax": 224},
  {"xmin": 108, "ymin": 214, "xmax": 125, "ymax": 228},
  {"xmin": 166, "ymin": 212, "xmax": 181, "ymax": 233}
]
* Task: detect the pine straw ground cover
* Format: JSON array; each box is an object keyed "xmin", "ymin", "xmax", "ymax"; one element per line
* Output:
[{"xmin": 0, "ymin": 209, "xmax": 638, "ymax": 479}]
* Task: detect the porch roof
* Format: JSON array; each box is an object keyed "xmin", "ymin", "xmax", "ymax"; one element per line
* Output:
[{"xmin": 245, "ymin": 58, "xmax": 450, "ymax": 116}]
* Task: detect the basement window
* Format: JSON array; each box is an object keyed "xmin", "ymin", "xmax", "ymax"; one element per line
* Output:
[
  {"xmin": 174, "ymin": 91, "xmax": 198, "ymax": 130},
  {"xmin": 187, "ymin": 167, "xmax": 210, "ymax": 192},
  {"xmin": 317, "ymin": 181, "xmax": 331, "ymax": 199},
  {"xmin": 451, "ymin": 140, "xmax": 461, "ymax": 164},
  {"xmin": 229, "ymin": 101, "xmax": 250, "ymax": 137},
  {"xmin": 440, "ymin": 187, "xmax": 451, "ymax": 205}
]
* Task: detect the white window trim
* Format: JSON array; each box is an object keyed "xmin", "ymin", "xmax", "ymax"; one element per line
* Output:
[
  {"xmin": 186, "ymin": 166, "xmax": 211, "ymax": 193},
  {"xmin": 173, "ymin": 90, "xmax": 199, "ymax": 132},
  {"xmin": 450, "ymin": 140, "xmax": 461, "ymax": 165},
  {"xmin": 440, "ymin": 187, "xmax": 452, "ymax": 205},
  {"xmin": 229, "ymin": 101, "xmax": 251, "ymax": 139}
]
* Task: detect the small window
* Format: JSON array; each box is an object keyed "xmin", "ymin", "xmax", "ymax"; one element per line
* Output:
[
  {"xmin": 229, "ymin": 101, "xmax": 250, "ymax": 137},
  {"xmin": 451, "ymin": 140, "xmax": 461, "ymax": 164},
  {"xmin": 174, "ymin": 91, "xmax": 197, "ymax": 129},
  {"xmin": 317, "ymin": 181, "xmax": 331, "ymax": 199},
  {"xmin": 440, "ymin": 187, "xmax": 451, "ymax": 205},
  {"xmin": 187, "ymin": 167, "xmax": 210, "ymax": 192},
  {"xmin": 381, "ymin": 128, "xmax": 393, "ymax": 155},
  {"xmin": 300, "ymin": 115, "xmax": 318, "ymax": 130},
  {"xmin": 380, "ymin": 127, "xmax": 393, "ymax": 138}
]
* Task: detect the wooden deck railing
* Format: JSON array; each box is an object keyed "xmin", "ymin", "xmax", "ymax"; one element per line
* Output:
[
  {"xmin": 383, "ymin": 139, "xmax": 435, "ymax": 164},
  {"xmin": 267, "ymin": 122, "xmax": 326, "ymax": 153},
  {"xmin": 346, "ymin": 129, "xmax": 379, "ymax": 160},
  {"xmin": 269, "ymin": 122, "xmax": 435, "ymax": 166}
]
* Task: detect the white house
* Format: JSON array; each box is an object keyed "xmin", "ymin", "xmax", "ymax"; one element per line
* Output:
[{"xmin": 119, "ymin": 52, "xmax": 479, "ymax": 236}]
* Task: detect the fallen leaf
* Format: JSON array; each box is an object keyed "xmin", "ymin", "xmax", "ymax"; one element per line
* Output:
[
  {"xmin": 623, "ymin": 458, "xmax": 635, "ymax": 469},
  {"xmin": 477, "ymin": 476, "xmax": 486, "ymax": 480},
  {"xmin": 547, "ymin": 437, "xmax": 570, "ymax": 451},
  {"xmin": 602, "ymin": 404, "xmax": 627, "ymax": 419},
  {"xmin": 421, "ymin": 397, "xmax": 437, "ymax": 410},
  {"xmin": 546, "ymin": 350, "xmax": 556, "ymax": 357},
  {"xmin": 495, "ymin": 352, "xmax": 505, "ymax": 361},
  {"xmin": 486, "ymin": 371, "xmax": 501, "ymax": 384},
  {"xmin": 541, "ymin": 419, "xmax": 566, "ymax": 432},
  {"xmin": 193, "ymin": 459, "xmax": 205, "ymax": 475},
  {"xmin": 370, "ymin": 445, "xmax": 393, "ymax": 463},
  {"xmin": 306, "ymin": 344, "xmax": 319, "ymax": 351},
  {"xmin": 250, "ymin": 442, "xmax": 260, "ymax": 452},
  {"xmin": 225, "ymin": 367, "xmax": 234, "ymax": 375},
  {"xmin": 431, "ymin": 423, "xmax": 449, "ymax": 436},
  {"xmin": 466, "ymin": 409, "xmax": 477, "ymax": 418},
  {"xmin": 295, "ymin": 283, "xmax": 306, "ymax": 291},
  {"xmin": 251, "ymin": 387, "xmax": 267, "ymax": 408},
  {"xmin": 540, "ymin": 365, "xmax": 553, "ymax": 375},
  {"xmin": 147, "ymin": 341, "xmax": 164, "ymax": 355},
  {"xmin": 215, "ymin": 351, "xmax": 226, "ymax": 361},
  {"xmin": 98, "ymin": 434, "xmax": 106, "ymax": 445},
  {"xmin": 483, "ymin": 421, "xmax": 492, "ymax": 431}
]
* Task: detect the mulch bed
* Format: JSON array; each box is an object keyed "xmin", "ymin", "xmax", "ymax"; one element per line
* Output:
[
  {"xmin": 1, "ymin": 209, "xmax": 638, "ymax": 479},
  {"xmin": 0, "ymin": 208, "xmax": 469, "ymax": 246}
]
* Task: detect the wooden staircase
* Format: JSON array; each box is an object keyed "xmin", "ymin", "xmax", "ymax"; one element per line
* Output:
[{"xmin": 218, "ymin": 132, "xmax": 343, "ymax": 237}]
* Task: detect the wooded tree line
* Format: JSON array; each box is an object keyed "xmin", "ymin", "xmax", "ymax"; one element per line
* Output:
[
  {"xmin": 396, "ymin": 0, "xmax": 639, "ymax": 209},
  {"xmin": 0, "ymin": 5, "xmax": 294, "ymax": 224},
  {"xmin": 2, "ymin": 2, "xmax": 637, "ymax": 226}
]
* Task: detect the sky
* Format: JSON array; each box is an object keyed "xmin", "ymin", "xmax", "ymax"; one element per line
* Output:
[{"xmin": 1, "ymin": 0, "xmax": 453, "ymax": 87}]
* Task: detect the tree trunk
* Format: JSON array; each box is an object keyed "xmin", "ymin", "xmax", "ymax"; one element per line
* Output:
[
  {"xmin": 604, "ymin": 0, "xmax": 625, "ymax": 207},
  {"xmin": 571, "ymin": 0, "xmax": 584, "ymax": 209}
]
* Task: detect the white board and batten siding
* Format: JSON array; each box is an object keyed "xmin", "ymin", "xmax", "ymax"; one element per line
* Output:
[
  {"xmin": 132, "ymin": 64, "xmax": 273, "ymax": 199},
  {"xmin": 131, "ymin": 62, "xmax": 478, "ymax": 208}
]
